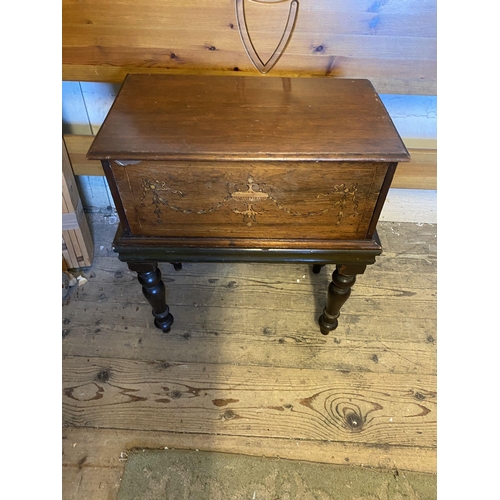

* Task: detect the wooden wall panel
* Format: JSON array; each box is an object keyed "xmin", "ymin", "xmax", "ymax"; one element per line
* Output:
[{"xmin": 62, "ymin": 0, "xmax": 436, "ymax": 95}]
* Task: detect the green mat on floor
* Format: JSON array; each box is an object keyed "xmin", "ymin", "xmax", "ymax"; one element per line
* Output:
[{"xmin": 117, "ymin": 448, "xmax": 436, "ymax": 499}]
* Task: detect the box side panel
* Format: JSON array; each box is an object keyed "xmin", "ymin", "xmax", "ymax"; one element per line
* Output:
[{"xmin": 110, "ymin": 161, "xmax": 388, "ymax": 241}]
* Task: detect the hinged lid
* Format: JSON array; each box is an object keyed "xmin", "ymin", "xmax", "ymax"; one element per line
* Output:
[{"xmin": 87, "ymin": 74, "xmax": 410, "ymax": 163}]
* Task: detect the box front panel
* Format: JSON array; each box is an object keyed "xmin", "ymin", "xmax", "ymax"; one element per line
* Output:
[{"xmin": 110, "ymin": 161, "xmax": 388, "ymax": 241}]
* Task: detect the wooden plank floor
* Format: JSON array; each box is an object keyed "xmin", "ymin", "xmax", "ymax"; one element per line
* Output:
[{"xmin": 62, "ymin": 215, "xmax": 437, "ymax": 500}]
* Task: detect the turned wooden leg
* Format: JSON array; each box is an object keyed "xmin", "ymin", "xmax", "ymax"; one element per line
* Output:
[
  {"xmin": 128, "ymin": 262, "xmax": 174, "ymax": 333},
  {"xmin": 312, "ymin": 264, "xmax": 324, "ymax": 274},
  {"xmin": 318, "ymin": 264, "xmax": 367, "ymax": 335}
]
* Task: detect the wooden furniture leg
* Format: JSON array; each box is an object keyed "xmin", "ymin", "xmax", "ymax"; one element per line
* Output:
[
  {"xmin": 128, "ymin": 262, "xmax": 174, "ymax": 333},
  {"xmin": 318, "ymin": 264, "xmax": 367, "ymax": 335},
  {"xmin": 89, "ymin": 75, "xmax": 405, "ymax": 335}
]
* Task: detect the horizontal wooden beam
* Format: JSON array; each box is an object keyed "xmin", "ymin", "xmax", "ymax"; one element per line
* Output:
[
  {"xmin": 391, "ymin": 148, "xmax": 437, "ymax": 190},
  {"xmin": 62, "ymin": 65, "xmax": 436, "ymax": 96},
  {"xmin": 62, "ymin": 0, "xmax": 436, "ymax": 95},
  {"xmin": 63, "ymin": 134, "xmax": 436, "ymax": 190}
]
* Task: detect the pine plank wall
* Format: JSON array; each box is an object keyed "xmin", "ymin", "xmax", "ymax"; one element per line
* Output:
[
  {"xmin": 62, "ymin": 0, "xmax": 437, "ymax": 223},
  {"xmin": 62, "ymin": 1, "xmax": 437, "ymax": 498}
]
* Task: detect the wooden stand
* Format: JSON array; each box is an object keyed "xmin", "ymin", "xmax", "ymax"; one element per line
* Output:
[
  {"xmin": 87, "ymin": 75, "xmax": 410, "ymax": 334},
  {"xmin": 112, "ymin": 227, "xmax": 382, "ymax": 335}
]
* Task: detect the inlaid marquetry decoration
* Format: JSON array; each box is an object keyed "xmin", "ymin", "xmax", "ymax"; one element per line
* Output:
[
  {"xmin": 236, "ymin": 0, "xmax": 299, "ymax": 74},
  {"xmin": 141, "ymin": 176, "xmax": 359, "ymax": 228}
]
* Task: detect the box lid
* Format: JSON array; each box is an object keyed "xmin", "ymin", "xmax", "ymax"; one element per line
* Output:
[{"xmin": 87, "ymin": 74, "xmax": 410, "ymax": 162}]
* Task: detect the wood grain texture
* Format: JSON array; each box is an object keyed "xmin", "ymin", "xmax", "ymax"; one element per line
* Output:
[
  {"xmin": 111, "ymin": 160, "xmax": 387, "ymax": 239},
  {"xmin": 65, "ymin": 134, "xmax": 437, "ymax": 190},
  {"xmin": 390, "ymin": 149, "xmax": 436, "ymax": 190},
  {"xmin": 62, "ymin": 227, "xmax": 94, "ymax": 269},
  {"xmin": 62, "ymin": 139, "xmax": 94, "ymax": 269},
  {"xmin": 63, "ymin": 246, "xmax": 437, "ymax": 374},
  {"xmin": 62, "ymin": 0, "xmax": 436, "ymax": 94},
  {"xmin": 62, "ymin": 464, "xmax": 122, "ymax": 500},
  {"xmin": 86, "ymin": 74, "xmax": 409, "ymax": 254},
  {"xmin": 62, "ymin": 427, "xmax": 436, "ymax": 500},
  {"xmin": 63, "ymin": 427, "xmax": 437, "ymax": 474},
  {"xmin": 61, "ymin": 215, "xmax": 436, "ymax": 500},
  {"xmin": 86, "ymin": 75, "xmax": 409, "ymax": 162},
  {"xmin": 62, "ymin": 356, "xmax": 436, "ymax": 446},
  {"xmin": 64, "ymin": 135, "xmax": 103, "ymax": 176},
  {"xmin": 62, "ymin": 139, "xmax": 80, "ymax": 214}
]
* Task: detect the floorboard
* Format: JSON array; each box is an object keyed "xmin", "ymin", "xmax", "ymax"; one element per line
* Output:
[{"xmin": 62, "ymin": 215, "xmax": 437, "ymax": 499}]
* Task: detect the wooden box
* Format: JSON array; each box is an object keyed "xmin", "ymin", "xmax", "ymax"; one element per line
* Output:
[{"xmin": 87, "ymin": 74, "xmax": 409, "ymax": 333}]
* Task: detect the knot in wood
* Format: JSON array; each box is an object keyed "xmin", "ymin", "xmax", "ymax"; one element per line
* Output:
[
  {"xmin": 223, "ymin": 410, "xmax": 236, "ymax": 420},
  {"xmin": 170, "ymin": 390, "xmax": 182, "ymax": 399},
  {"xmin": 96, "ymin": 368, "xmax": 110, "ymax": 383},
  {"xmin": 345, "ymin": 411, "xmax": 364, "ymax": 432}
]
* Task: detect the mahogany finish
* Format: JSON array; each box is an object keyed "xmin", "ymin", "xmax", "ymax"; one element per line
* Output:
[
  {"xmin": 88, "ymin": 75, "xmax": 408, "ymax": 162},
  {"xmin": 88, "ymin": 74, "xmax": 409, "ymax": 334}
]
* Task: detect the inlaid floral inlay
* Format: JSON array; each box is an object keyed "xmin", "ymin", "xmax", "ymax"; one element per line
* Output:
[{"xmin": 140, "ymin": 176, "xmax": 359, "ymax": 227}]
